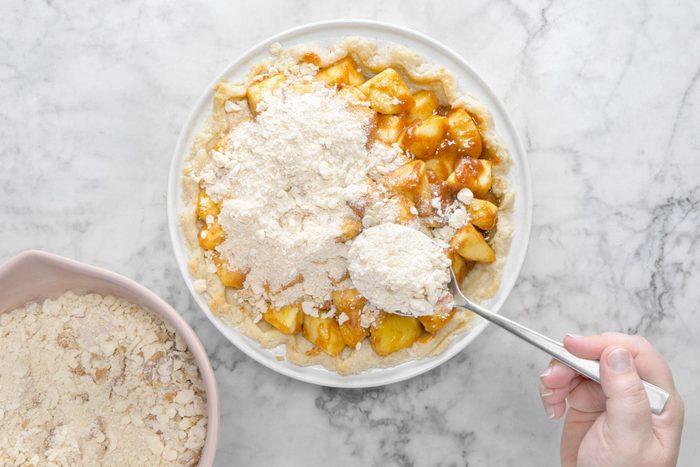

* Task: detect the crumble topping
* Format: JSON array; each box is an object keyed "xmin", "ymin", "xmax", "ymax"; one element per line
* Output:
[
  {"xmin": 195, "ymin": 81, "xmax": 410, "ymax": 315},
  {"xmin": 0, "ymin": 292, "xmax": 207, "ymax": 465},
  {"xmin": 457, "ymin": 188, "xmax": 474, "ymax": 205},
  {"xmin": 348, "ymin": 223, "xmax": 453, "ymax": 315}
]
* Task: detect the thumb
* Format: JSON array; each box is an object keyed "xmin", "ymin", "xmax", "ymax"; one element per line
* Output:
[{"xmin": 599, "ymin": 346, "xmax": 653, "ymax": 442}]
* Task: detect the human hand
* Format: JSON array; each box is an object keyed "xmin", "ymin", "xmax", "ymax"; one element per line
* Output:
[{"xmin": 539, "ymin": 333, "xmax": 684, "ymax": 467}]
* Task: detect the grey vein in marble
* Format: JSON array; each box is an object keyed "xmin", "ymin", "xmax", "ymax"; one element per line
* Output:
[{"xmin": 1, "ymin": 0, "xmax": 698, "ymax": 465}]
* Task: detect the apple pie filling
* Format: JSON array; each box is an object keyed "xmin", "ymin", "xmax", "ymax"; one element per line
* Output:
[{"xmin": 182, "ymin": 40, "xmax": 513, "ymax": 372}]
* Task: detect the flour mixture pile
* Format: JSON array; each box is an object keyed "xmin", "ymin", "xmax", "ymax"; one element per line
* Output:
[
  {"xmin": 348, "ymin": 223, "xmax": 453, "ymax": 316},
  {"xmin": 194, "ymin": 77, "xmax": 459, "ymax": 317}
]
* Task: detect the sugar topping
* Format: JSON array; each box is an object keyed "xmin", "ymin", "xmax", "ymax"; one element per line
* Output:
[{"xmin": 348, "ymin": 223, "xmax": 453, "ymax": 316}]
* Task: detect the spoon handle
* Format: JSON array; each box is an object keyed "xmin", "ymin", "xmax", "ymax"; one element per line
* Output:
[{"xmin": 460, "ymin": 300, "xmax": 670, "ymax": 415}]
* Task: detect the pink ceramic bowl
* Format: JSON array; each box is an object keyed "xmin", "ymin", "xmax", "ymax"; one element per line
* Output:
[{"xmin": 0, "ymin": 250, "xmax": 219, "ymax": 466}]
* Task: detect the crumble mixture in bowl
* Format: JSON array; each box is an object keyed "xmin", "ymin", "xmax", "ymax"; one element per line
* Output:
[
  {"xmin": 0, "ymin": 292, "xmax": 207, "ymax": 465},
  {"xmin": 169, "ymin": 21, "xmax": 532, "ymax": 385},
  {"xmin": 0, "ymin": 251, "xmax": 218, "ymax": 466}
]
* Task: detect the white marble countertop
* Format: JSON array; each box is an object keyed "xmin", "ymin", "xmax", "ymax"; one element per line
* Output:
[{"xmin": 2, "ymin": 0, "xmax": 698, "ymax": 465}]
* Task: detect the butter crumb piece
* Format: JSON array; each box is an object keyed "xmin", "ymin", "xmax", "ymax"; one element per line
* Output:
[
  {"xmin": 193, "ymin": 279, "xmax": 208, "ymax": 293},
  {"xmin": 269, "ymin": 42, "xmax": 283, "ymax": 55},
  {"xmin": 174, "ymin": 389, "xmax": 195, "ymax": 405},
  {"xmin": 448, "ymin": 208, "xmax": 469, "ymax": 229},
  {"xmin": 163, "ymin": 448, "xmax": 178, "ymax": 461},
  {"xmin": 457, "ymin": 188, "xmax": 474, "ymax": 205},
  {"xmin": 224, "ymin": 100, "xmax": 241, "ymax": 113},
  {"xmin": 147, "ymin": 434, "xmax": 164, "ymax": 455}
]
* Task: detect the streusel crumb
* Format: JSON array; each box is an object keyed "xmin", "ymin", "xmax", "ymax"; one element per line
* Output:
[{"xmin": 0, "ymin": 291, "xmax": 207, "ymax": 466}]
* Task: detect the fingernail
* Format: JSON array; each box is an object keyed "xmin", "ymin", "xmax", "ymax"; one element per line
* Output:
[
  {"xmin": 538, "ymin": 382, "xmax": 553, "ymax": 398},
  {"xmin": 540, "ymin": 364, "xmax": 552, "ymax": 378},
  {"xmin": 546, "ymin": 405, "xmax": 556, "ymax": 419},
  {"xmin": 607, "ymin": 348, "xmax": 632, "ymax": 373},
  {"xmin": 566, "ymin": 334, "xmax": 582, "ymax": 339}
]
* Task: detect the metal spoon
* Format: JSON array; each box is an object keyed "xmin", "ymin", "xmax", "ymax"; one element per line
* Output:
[{"xmin": 448, "ymin": 269, "xmax": 669, "ymax": 415}]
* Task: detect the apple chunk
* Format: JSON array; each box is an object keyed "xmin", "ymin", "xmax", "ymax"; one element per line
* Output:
[{"xmin": 450, "ymin": 223, "xmax": 495, "ymax": 263}]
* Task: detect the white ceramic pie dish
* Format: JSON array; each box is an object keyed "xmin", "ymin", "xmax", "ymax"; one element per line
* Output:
[{"xmin": 167, "ymin": 19, "xmax": 532, "ymax": 388}]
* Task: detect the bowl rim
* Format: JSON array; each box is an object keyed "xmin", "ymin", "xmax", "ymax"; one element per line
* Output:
[
  {"xmin": 0, "ymin": 250, "xmax": 220, "ymax": 466},
  {"xmin": 167, "ymin": 19, "xmax": 533, "ymax": 388}
]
